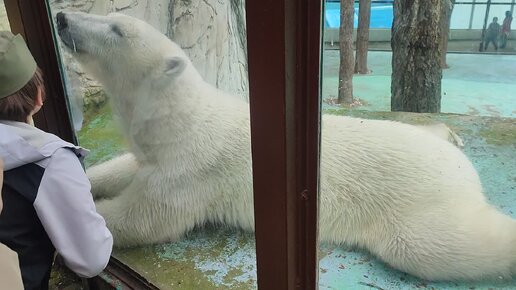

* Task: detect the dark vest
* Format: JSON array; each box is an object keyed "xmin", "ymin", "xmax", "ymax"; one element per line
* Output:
[{"xmin": 0, "ymin": 163, "xmax": 55, "ymax": 290}]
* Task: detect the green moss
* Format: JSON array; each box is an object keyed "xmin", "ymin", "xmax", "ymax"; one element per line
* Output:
[
  {"xmin": 237, "ymin": 232, "xmax": 253, "ymax": 249},
  {"xmin": 479, "ymin": 119, "xmax": 516, "ymax": 146},
  {"xmin": 49, "ymin": 264, "xmax": 84, "ymax": 290},
  {"xmin": 324, "ymin": 108, "xmax": 463, "ymax": 125},
  {"xmin": 223, "ymin": 268, "xmax": 245, "ymax": 284},
  {"xmin": 83, "ymin": 88, "xmax": 107, "ymax": 111},
  {"xmin": 113, "ymin": 246, "xmax": 222, "ymax": 290},
  {"xmin": 77, "ymin": 103, "xmax": 127, "ymax": 167},
  {"xmin": 322, "ymin": 110, "xmax": 516, "ymax": 148},
  {"xmin": 110, "ymin": 227, "xmax": 256, "ymax": 290}
]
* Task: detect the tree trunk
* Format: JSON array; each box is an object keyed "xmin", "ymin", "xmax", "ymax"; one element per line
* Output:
[
  {"xmin": 391, "ymin": 0, "xmax": 443, "ymax": 113},
  {"xmin": 440, "ymin": 0, "xmax": 454, "ymax": 69},
  {"xmin": 355, "ymin": 0, "xmax": 371, "ymax": 74},
  {"xmin": 338, "ymin": 0, "xmax": 354, "ymax": 105}
]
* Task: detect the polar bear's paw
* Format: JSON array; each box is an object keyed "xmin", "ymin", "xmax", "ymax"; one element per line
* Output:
[
  {"xmin": 87, "ymin": 153, "xmax": 138, "ymax": 199},
  {"xmin": 95, "ymin": 193, "xmax": 195, "ymax": 248}
]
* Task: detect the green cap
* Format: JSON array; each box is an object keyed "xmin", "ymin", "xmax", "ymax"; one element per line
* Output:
[{"xmin": 0, "ymin": 31, "xmax": 37, "ymax": 99}]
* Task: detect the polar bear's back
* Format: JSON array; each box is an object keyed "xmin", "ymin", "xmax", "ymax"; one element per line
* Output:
[{"xmin": 318, "ymin": 115, "xmax": 484, "ymax": 243}]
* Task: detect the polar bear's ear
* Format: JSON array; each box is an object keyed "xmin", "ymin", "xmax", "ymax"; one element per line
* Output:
[{"xmin": 164, "ymin": 57, "xmax": 186, "ymax": 76}]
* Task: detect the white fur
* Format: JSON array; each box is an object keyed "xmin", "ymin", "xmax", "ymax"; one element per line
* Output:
[{"xmin": 59, "ymin": 12, "xmax": 516, "ymax": 281}]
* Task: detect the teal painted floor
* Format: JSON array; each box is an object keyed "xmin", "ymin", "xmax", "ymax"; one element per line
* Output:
[{"xmin": 322, "ymin": 51, "xmax": 516, "ymax": 118}]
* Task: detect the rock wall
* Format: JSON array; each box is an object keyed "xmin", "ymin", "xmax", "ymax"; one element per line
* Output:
[
  {"xmin": 49, "ymin": 0, "xmax": 249, "ymax": 102},
  {"xmin": 168, "ymin": 0, "xmax": 248, "ymax": 100}
]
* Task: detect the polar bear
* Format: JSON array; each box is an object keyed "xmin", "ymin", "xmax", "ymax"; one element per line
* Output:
[{"xmin": 56, "ymin": 11, "xmax": 516, "ymax": 281}]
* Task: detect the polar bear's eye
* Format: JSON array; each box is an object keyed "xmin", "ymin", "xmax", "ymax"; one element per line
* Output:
[{"xmin": 111, "ymin": 24, "xmax": 124, "ymax": 37}]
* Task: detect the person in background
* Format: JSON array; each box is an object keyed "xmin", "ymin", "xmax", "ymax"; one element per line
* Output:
[
  {"xmin": 500, "ymin": 10, "xmax": 513, "ymax": 49},
  {"xmin": 0, "ymin": 157, "xmax": 24, "ymax": 290},
  {"xmin": 484, "ymin": 17, "xmax": 501, "ymax": 51},
  {"xmin": 0, "ymin": 31, "xmax": 113, "ymax": 290}
]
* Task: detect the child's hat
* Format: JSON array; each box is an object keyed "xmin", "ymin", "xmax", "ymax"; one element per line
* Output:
[{"xmin": 0, "ymin": 31, "xmax": 37, "ymax": 99}]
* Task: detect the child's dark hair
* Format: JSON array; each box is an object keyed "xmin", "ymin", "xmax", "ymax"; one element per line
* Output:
[{"xmin": 0, "ymin": 68, "xmax": 45, "ymax": 122}]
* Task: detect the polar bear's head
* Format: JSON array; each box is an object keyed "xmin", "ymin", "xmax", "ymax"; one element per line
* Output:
[{"xmin": 56, "ymin": 12, "xmax": 193, "ymax": 93}]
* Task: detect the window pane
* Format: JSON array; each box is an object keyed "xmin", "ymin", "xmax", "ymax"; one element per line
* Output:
[
  {"xmin": 0, "ymin": 0, "xmax": 11, "ymax": 31},
  {"xmin": 321, "ymin": 0, "xmax": 515, "ymax": 288},
  {"xmin": 468, "ymin": 4, "xmax": 514, "ymax": 30},
  {"xmin": 326, "ymin": 2, "xmax": 516, "ymax": 54},
  {"xmin": 450, "ymin": 4, "xmax": 473, "ymax": 29},
  {"xmin": 46, "ymin": 1, "xmax": 257, "ymax": 288}
]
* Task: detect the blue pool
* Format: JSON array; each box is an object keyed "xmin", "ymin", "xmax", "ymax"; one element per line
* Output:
[{"xmin": 325, "ymin": 2, "xmax": 394, "ymax": 29}]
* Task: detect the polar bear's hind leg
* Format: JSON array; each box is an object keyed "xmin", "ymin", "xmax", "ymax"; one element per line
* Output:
[{"xmin": 373, "ymin": 204, "xmax": 516, "ymax": 281}]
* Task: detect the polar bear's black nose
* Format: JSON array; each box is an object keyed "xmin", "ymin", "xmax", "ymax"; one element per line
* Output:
[{"xmin": 56, "ymin": 12, "xmax": 67, "ymax": 31}]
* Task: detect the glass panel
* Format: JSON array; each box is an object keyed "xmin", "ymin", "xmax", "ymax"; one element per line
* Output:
[
  {"xmin": 467, "ymin": 4, "xmax": 514, "ymax": 30},
  {"xmin": 46, "ymin": 1, "xmax": 256, "ymax": 289},
  {"xmin": 0, "ymin": 0, "xmax": 11, "ymax": 31},
  {"xmin": 326, "ymin": 1, "xmax": 516, "ymax": 54},
  {"xmin": 472, "ymin": 4, "xmax": 489, "ymax": 29},
  {"xmin": 450, "ymin": 4, "xmax": 473, "ymax": 29},
  {"xmin": 321, "ymin": 0, "xmax": 515, "ymax": 288}
]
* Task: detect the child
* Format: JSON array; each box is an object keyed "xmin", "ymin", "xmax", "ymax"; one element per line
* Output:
[
  {"xmin": 500, "ymin": 11, "xmax": 513, "ymax": 49},
  {"xmin": 484, "ymin": 16, "xmax": 501, "ymax": 50},
  {"xmin": 0, "ymin": 31, "xmax": 113, "ymax": 290}
]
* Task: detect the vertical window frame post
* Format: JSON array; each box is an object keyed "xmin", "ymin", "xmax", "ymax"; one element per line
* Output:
[{"xmin": 246, "ymin": 0, "xmax": 322, "ymax": 289}]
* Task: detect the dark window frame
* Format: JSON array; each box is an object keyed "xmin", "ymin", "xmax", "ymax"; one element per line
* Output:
[
  {"xmin": 247, "ymin": 0, "xmax": 322, "ymax": 288},
  {"xmin": 4, "ymin": 0, "xmax": 322, "ymax": 289}
]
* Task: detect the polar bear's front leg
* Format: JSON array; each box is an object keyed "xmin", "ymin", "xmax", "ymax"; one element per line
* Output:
[
  {"xmin": 94, "ymin": 185, "xmax": 199, "ymax": 247},
  {"xmin": 87, "ymin": 153, "xmax": 139, "ymax": 199}
]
